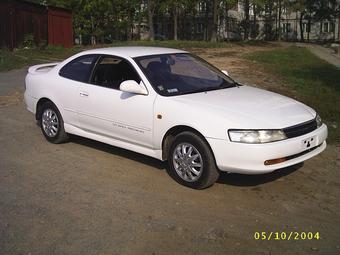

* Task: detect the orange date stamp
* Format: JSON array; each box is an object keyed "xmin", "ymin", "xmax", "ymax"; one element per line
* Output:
[{"xmin": 254, "ymin": 231, "xmax": 320, "ymax": 241}]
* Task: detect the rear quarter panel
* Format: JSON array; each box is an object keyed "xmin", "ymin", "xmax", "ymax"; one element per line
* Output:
[{"xmin": 25, "ymin": 66, "xmax": 79, "ymax": 126}]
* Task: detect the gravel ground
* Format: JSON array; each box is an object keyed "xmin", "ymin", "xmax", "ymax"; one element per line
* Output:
[{"xmin": 0, "ymin": 46, "xmax": 339, "ymax": 255}]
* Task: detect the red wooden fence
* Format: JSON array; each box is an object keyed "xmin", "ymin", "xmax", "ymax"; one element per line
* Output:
[
  {"xmin": 48, "ymin": 7, "xmax": 73, "ymax": 48},
  {"xmin": 0, "ymin": 1, "xmax": 73, "ymax": 49}
]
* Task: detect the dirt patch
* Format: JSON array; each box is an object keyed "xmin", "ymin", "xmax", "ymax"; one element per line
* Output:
[
  {"xmin": 0, "ymin": 90, "xmax": 24, "ymax": 107},
  {"xmin": 190, "ymin": 45, "xmax": 298, "ymax": 99}
]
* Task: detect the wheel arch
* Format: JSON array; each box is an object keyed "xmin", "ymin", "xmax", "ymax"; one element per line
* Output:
[
  {"xmin": 35, "ymin": 97, "xmax": 55, "ymax": 120},
  {"xmin": 161, "ymin": 125, "xmax": 215, "ymax": 161}
]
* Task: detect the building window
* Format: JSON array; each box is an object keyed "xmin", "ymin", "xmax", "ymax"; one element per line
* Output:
[
  {"xmin": 196, "ymin": 23, "xmax": 204, "ymax": 33},
  {"xmin": 323, "ymin": 22, "xmax": 329, "ymax": 33},
  {"xmin": 283, "ymin": 23, "xmax": 291, "ymax": 33},
  {"xmin": 303, "ymin": 23, "xmax": 310, "ymax": 33},
  {"xmin": 287, "ymin": 23, "xmax": 291, "ymax": 32},
  {"xmin": 198, "ymin": 2, "xmax": 206, "ymax": 13}
]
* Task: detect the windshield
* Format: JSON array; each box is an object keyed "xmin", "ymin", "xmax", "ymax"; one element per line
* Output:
[{"xmin": 134, "ymin": 53, "xmax": 237, "ymax": 96}]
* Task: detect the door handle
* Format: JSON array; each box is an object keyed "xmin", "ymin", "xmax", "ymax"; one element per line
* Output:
[{"xmin": 79, "ymin": 91, "xmax": 89, "ymax": 97}]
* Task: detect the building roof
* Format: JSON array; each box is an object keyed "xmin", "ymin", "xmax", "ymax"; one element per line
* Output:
[{"xmin": 82, "ymin": 46, "xmax": 187, "ymax": 58}]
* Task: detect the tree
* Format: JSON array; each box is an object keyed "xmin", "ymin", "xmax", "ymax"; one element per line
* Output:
[
  {"xmin": 244, "ymin": 0, "xmax": 250, "ymax": 39},
  {"xmin": 278, "ymin": 0, "xmax": 282, "ymax": 40},
  {"xmin": 147, "ymin": 0, "xmax": 158, "ymax": 40},
  {"xmin": 222, "ymin": 0, "xmax": 239, "ymax": 40},
  {"xmin": 211, "ymin": 0, "xmax": 219, "ymax": 41},
  {"xmin": 136, "ymin": 0, "xmax": 145, "ymax": 40},
  {"xmin": 184, "ymin": 0, "xmax": 200, "ymax": 40},
  {"xmin": 159, "ymin": 0, "xmax": 186, "ymax": 40}
]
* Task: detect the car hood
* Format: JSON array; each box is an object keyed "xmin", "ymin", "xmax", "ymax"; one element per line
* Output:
[{"xmin": 169, "ymin": 85, "xmax": 315, "ymax": 129}]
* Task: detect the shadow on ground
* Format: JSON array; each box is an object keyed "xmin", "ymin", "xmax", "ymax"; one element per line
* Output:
[
  {"xmin": 70, "ymin": 135, "xmax": 302, "ymax": 188},
  {"xmin": 217, "ymin": 163, "xmax": 302, "ymax": 187},
  {"xmin": 70, "ymin": 135, "xmax": 165, "ymax": 170}
]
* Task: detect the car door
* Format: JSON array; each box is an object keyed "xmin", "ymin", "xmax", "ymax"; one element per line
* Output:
[
  {"xmin": 57, "ymin": 54, "xmax": 99, "ymax": 127},
  {"xmin": 76, "ymin": 55, "xmax": 155, "ymax": 148}
]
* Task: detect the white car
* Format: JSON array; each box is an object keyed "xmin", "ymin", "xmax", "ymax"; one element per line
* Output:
[{"xmin": 24, "ymin": 47, "xmax": 328, "ymax": 189}]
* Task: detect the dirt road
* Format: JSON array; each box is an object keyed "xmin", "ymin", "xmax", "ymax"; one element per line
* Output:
[{"xmin": 1, "ymin": 46, "xmax": 339, "ymax": 255}]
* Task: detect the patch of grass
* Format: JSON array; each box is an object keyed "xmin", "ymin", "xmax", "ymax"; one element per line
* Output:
[
  {"xmin": 0, "ymin": 46, "xmax": 82, "ymax": 72},
  {"xmin": 0, "ymin": 50, "xmax": 24, "ymax": 71},
  {"xmin": 0, "ymin": 40, "xmax": 271, "ymax": 72},
  {"xmin": 245, "ymin": 46, "xmax": 340, "ymax": 143}
]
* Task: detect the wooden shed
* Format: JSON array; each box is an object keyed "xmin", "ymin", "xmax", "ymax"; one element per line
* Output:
[{"xmin": 0, "ymin": 0, "xmax": 73, "ymax": 49}]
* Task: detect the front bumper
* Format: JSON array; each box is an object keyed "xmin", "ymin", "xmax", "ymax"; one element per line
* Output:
[{"xmin": 207, "ymin": 124, "xmax": 328, "ymax": 174}]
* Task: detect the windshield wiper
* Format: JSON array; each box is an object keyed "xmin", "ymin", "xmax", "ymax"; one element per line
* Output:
[
  {"xmin": 186, "ymin": 85, "xmax": 227, "ymax": 94},
  {"xmin": 174, "ymin": 82, "xmax": 238, "ymax": 96}
]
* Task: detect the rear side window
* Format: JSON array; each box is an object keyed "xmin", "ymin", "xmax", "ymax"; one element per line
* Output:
[{"xmin": 59, "ymin": 54, "xmax": 98, "ymax": 83}]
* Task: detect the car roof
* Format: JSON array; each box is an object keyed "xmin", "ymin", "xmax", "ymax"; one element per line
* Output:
[{"xmin": 80, "ymin": 46, "xmax": 187, "ymax": 58}]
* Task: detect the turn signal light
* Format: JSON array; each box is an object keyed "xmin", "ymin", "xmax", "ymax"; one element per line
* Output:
[{"xmin": 264, "ymin": 157, "xmax": 286, "ymax": 165}]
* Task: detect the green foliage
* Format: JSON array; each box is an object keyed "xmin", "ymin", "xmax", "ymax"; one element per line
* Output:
[
  {"xmin": 111, "ymin": 39, "xmax": 235, "ymax": 48},
  {"xmin": 22, "ymin": 34, "xmax": 35, "ymax": 49},
  {"xmin": 0, "ymin": 47, "xmax": 81, "ymax": 72},
  {"xmin": 245, "ymin": 46, "xmax": 340, "ymax": 143},
  {"xmin": 0, "ymin": 50, "xmax": 24, "ymax": 71},
  {"xmin": 20, "ymin": 0, "xmax": 340, "ymax": 43}
]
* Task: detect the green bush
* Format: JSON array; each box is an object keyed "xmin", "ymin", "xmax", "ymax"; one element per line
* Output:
[{"xmin": 22, "ymin": 34, "xmax": 35, "ymax": 49}]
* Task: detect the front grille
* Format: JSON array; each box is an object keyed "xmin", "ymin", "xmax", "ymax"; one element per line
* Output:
[{"xmin": 283, "ymin": 118, "xmax": 317, "ymax": 139}]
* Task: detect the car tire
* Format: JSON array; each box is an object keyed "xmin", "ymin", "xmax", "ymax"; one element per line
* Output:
[
  {"xmin": 39, "ymin": 101, "xmax": 68, "ymax": 144},
  {"xmin": 168, "ymin": 131, "xmax": 220, "ymax": 189}
]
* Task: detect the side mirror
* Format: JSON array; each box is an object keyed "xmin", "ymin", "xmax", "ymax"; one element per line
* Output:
[
  {"xmin": 120, "ymin": 80, "xmax": 148, "ymax": 95},
  {"xmin": 221, "ymin": 70, "xmax": 229, "ymax": 76}
]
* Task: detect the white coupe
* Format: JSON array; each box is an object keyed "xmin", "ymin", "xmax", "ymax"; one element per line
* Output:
[{"xmin": 24, "ymin": 47, "xmax": 328, "ymax": 189}]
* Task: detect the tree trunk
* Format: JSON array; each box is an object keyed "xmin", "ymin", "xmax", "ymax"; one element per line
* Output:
[
  {"xmin": 299, "ymin": 12, "xmax": 304, "ymax": 42},
  {"xmin": 225, "ymin": 1, "xmax": 229, "ymax": 40},
  {"xmin": 91, "ymin": 16, "xmax": 96, "ymax": 45},
  {"xmin": 244, "ymin": 0, "xmax": 250, "ymax": 40},
  {"xmin": 268, "ymin": 1, "xmax": 273, "ymax": 40},
  {"xmin": 253, "ymin": 4, "xmax": 256, "ymax": 38},
  {"xmin": 338, "ymin": 13, "xmax": 340, "ymax": 40},
  {"xmin": 210, "ymin": 0, "xmax": 218, "ymax": 42},
  {"xmin": 173, "ymin": 5, "xmax": 178, "ymax": 40},
  {"xmin": 148, "ymin": 0, "xmax": 155, "ymax": 41},
  {"xmin": 275, "ymin": 3, "xmax": 278, "ymax": 39},
  {"xmin": 127, "ymin": 9, "xmax": 133, "ymax": 41},
  {"xmin": 181, "ymin": 8, "xmax": 186, "ymax": 39},
  {"xmin": 333, "ymin": 18, "xmax": 336, "ymax": 42},
  {"xmin": 191, "ymin": 5, "xmax": 196, "ymax": 40},
  {"xmin": 137, "ymin": 0, "xmax": 142, "ymax": 40},
  {"xmin": 307, "ymin": 17, "xmax": 310, "ymax": 42},
  {"xmin": 295, "ymin": 12, "xmax": 298, "ymax": 41},
  {"xmin": 204, "ymin": 1, "xmax": 209, "ymax": 41},
  {"xmin": 278, "ymin": 0, "xmax": 282, "ymax": 41}
]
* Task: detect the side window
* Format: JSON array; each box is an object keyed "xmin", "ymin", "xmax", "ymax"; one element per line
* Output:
[
  {"xmin": 59, "ymin": 54, "xmax": 98, "ymax": 83},
  {"xmin": 91, "ymin": 56, "xmax": 141, "ymax": 90}
]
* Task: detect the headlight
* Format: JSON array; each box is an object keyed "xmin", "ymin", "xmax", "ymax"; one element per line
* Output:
[
  {"xmin": 316, "ymin": 114, "xmax": 322, "ymax": 128},
  {"xmin": 228, "ymin": 130, "xmax": 287, "ymax": 144}
]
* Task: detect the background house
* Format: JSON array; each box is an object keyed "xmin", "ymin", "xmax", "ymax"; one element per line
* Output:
[{"xmin": 0, "ymin": 0, "xmax": 73, "ymax": 49}]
